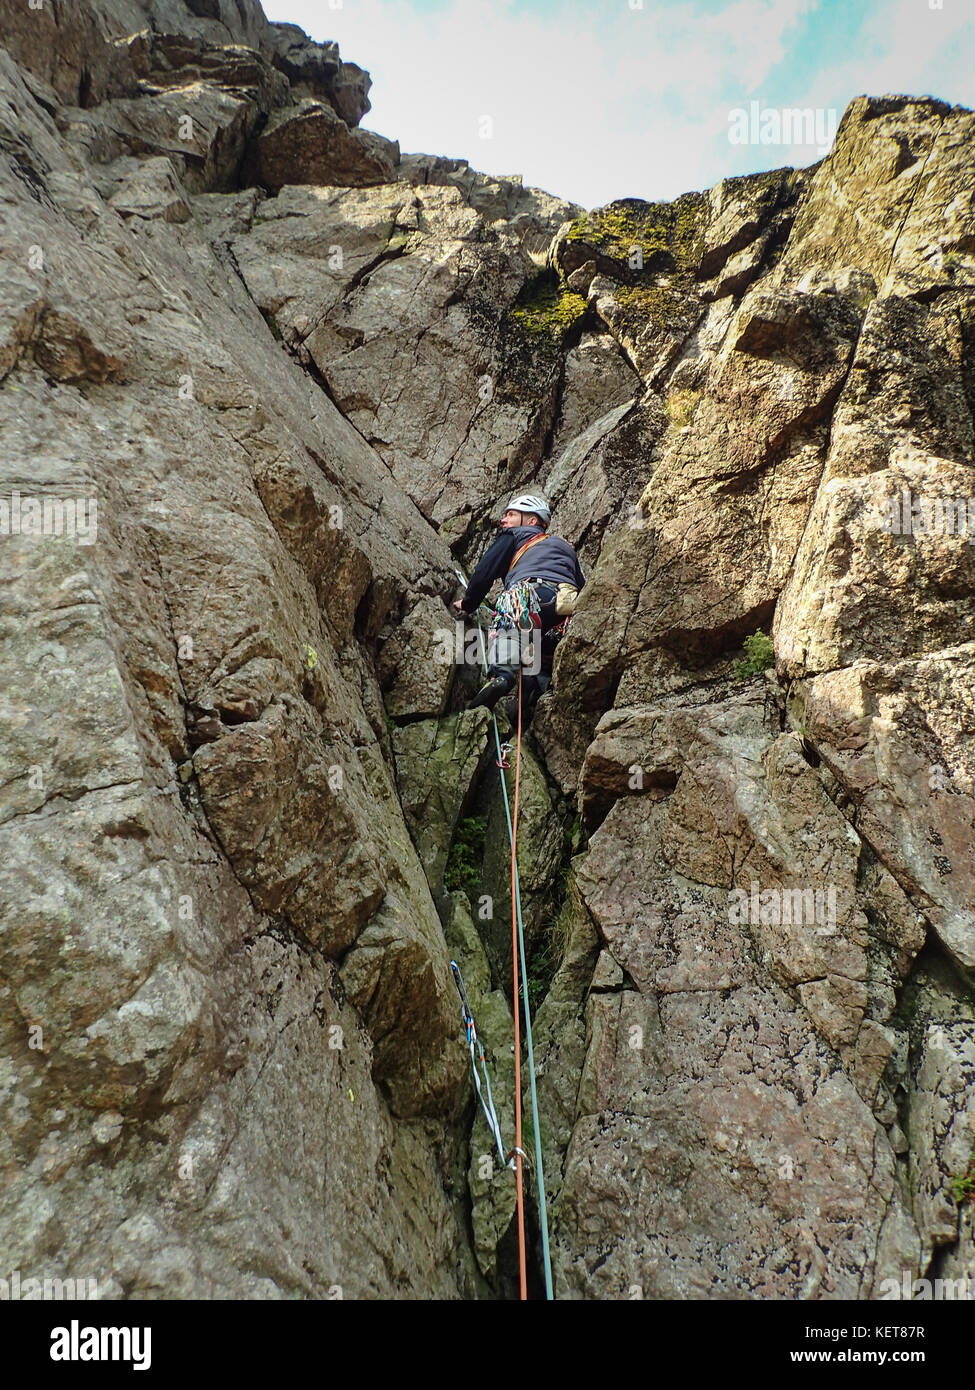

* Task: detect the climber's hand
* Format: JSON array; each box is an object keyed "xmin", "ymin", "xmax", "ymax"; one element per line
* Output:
[{"xmin": 451, "ymin": 599, "xmax": 466, "ymax": 614}]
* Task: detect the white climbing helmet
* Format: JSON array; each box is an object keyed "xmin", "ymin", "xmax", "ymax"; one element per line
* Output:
[{"xmin": 506, "ymin": 493, "xmax": 551, "ymax": 526}]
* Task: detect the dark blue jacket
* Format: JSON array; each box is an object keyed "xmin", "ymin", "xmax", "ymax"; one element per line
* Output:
[{"xmin": 460, "ymin": 526, "xmax": 585, "ymax": 614}]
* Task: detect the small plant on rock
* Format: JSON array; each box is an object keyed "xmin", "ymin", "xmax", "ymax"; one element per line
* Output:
[
  {"xmin": 526, "ymin": 933, "xmax": 558, "ymax": 1013},
  {"xmin": 950, "ymin": 1150, "xmax": 975, "ymax": 1206},
  {"xmin": 444, "ymin": 815, "xmax": 488, "ymax": 907},
  {"xmin": 734, "ymin": 631, "xmax": 775, "ymax": 680},
  {"xmin": 663, "ymin": 387, "xmax": 701, "ymax": 429}
]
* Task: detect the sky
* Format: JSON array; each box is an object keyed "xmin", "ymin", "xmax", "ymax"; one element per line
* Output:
[{"xmin": 265, "ymin": 0, "xmax": 975, "ymax": 209}]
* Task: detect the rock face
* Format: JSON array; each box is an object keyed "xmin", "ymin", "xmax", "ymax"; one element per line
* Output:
[
  {"xmin": 533, "ymin": 94, "xmax": 975, "ymax": 1299},
  {"xmin": 0, "ymin": 0, "xmax": 478, "ymax": 1299},
  {"xmin": 228, "ymin": 171, "xmax": 581, "ymax": 545},
  {"xmin": 1, "ymin": 0, "xmax": 973, "ymax": 1302},
  {"xmin": 252, "ymin": 100, "xmax": 399, "ymax": 192}
]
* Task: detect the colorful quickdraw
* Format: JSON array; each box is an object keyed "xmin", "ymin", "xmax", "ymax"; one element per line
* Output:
[
  {"xmin": 492, "ymin": 580, "xmax": 542, "ymax": 633},
  {"xmin": 449, "ymin": 961, "xmax": 510, "ymax": 1168}
]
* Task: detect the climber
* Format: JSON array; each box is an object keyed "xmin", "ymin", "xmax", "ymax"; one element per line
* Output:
[{"xmin": 452, "ymin": 493, "xmax": 585, "ymax": 716}]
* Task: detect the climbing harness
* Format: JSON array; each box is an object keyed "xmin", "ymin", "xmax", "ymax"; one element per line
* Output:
[
  {"xmin": 450, "ymin": 961, "xmax": 511, "ymax": 1170},
  {"xmin": 490, "ymin": 583, "xmax": 543, "ymax": 677}
]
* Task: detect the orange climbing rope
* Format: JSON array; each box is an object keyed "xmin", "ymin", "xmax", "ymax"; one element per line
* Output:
[{"xmin": 510, "ymin": 666, "xmax": 528, "ymax": 1300}]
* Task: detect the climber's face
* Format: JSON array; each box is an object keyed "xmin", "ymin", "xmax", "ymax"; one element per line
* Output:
[{"xmin": 502, "ymin": 509, "xmax": 539, "ymax": 529}]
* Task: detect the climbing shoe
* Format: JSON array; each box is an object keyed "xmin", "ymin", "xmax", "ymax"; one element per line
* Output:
[
  {"xmin": 468, "ymin": 672, "xmax": 516, "ymax": 711},
  {"xmin": 500, "ymin": 691, "xmax": 522, "ymax": 727}
]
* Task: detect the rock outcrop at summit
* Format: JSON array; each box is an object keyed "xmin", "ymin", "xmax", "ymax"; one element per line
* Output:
[{"xmin": 1, "ymin": 0, "xmax": 973, "ymax": 1301}]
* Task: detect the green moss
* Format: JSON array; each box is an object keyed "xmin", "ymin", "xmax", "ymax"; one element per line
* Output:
[
  {"xmin": 663, "ymin": 387, "xmax": 701, "ymax": 428},
  {"xmin": 567, "ymin": 203, "xmax": 661, "ymax": 252},
  {"xmin": 614, "ymin": 280, "xmax": 692, "ymax": 316},
  {"xmin": 734, "ymin": 631, "xmax": 776, "ymax": 680},
  {"xmin": 386, "ymin": 228, "xmax": 412, "ymax": 254},
  {"xmin": 509, "ymin": 270, "xmax": 587, "ymax": 343},
  {"xmin": 496, "ymin": 270, "xmax": 588, "ymax": 402},
  {"xmin": 729, "ymin": 166, "xmax": 789, "ymax": 202},
  {"xmin": 566, "ymin": 194, "xmax": 706, "ymax": 273},
  {"xmin": 613, "ymin": 282, "xmax": 700, "ymax": 336},
  {"xmin": 444, "ymin": 815, "xmax": 488, "ymax": 907}
]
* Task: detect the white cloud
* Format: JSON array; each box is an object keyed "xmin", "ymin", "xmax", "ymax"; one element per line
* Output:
[
  {"xmin": 817, "ymin": 0, "xmax": 974, "ymax": 109},
  {"xmin": 701, "ymin": 0, "xmax": 817, "ymax": 93}
]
